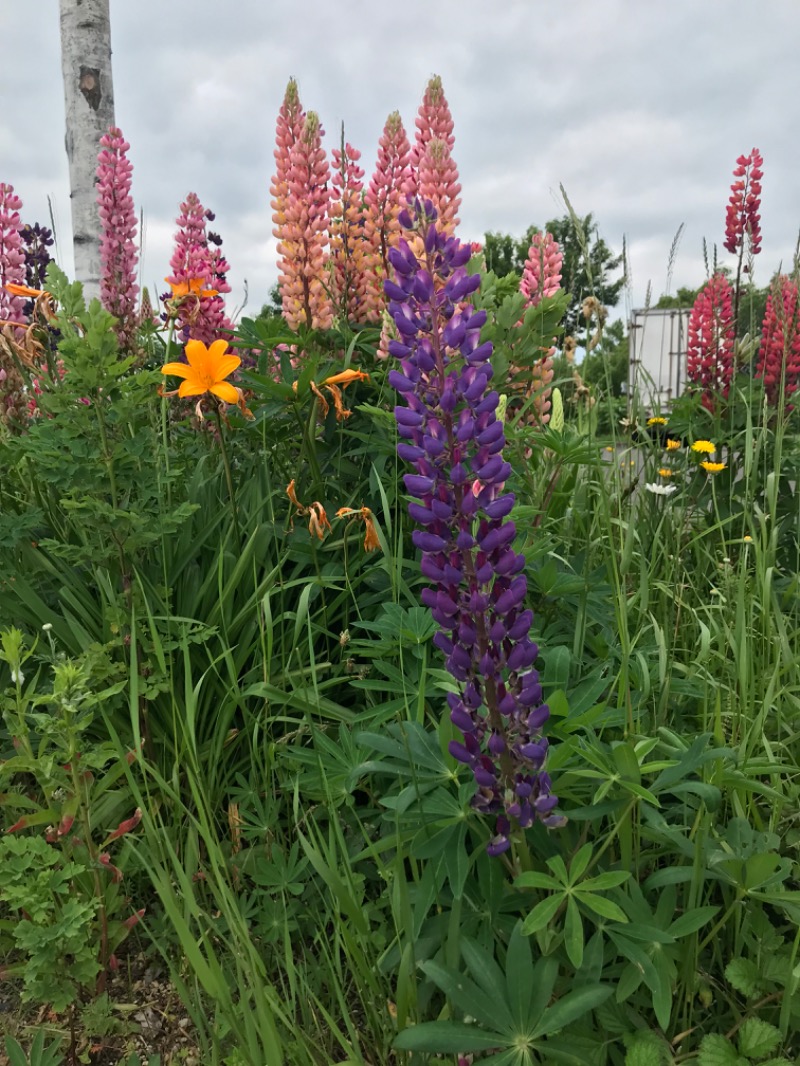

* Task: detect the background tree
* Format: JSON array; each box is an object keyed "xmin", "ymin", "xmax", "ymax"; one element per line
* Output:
[
  {"xmin": 484, "ymin": 211, "xmax": 625, "ymax": 337},
  {"xmin": 59, "ymin": 0, "xmax": 115, "ymax": 301}
]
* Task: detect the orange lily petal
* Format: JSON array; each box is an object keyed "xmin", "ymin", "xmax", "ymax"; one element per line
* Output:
[
  {"xmin": 177, "ymin": 378, "xmax": 207, "ymax": 398},
  {"xmin": 184, "ymin": 339, "xmax": 215, "ymax": 373},
  {"xmin": 209, "ymin": 381, "xmax": 240, "ymax": 404},
  {"xmin": 161, "ymin": 361, "xmax": 194, "ymax": 379},
  {"xmin": 215, "ymin": 354, "xmax": 242, "ymax": 379},
  {"xmin": 5, "ymin": 282, "xmax": 44, "ymax": 298}
]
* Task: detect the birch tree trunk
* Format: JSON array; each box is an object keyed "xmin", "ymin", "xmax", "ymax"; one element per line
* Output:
[{"xmin": 59, "ymin": 0, "xmax": 115, "ymax": 302}]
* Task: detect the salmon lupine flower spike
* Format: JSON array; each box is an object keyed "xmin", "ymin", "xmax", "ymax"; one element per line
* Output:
[
  {"xmin": 386, "ymin": 200, "xmax": 562, "ymax": 856},
  {"xmin": 278, "ymin": 112, "xmax": 333, "ymax": 331},
  {"xmin": 365, "ymin": 112, "xmax": 412, "ymax": 279},
  {"xmin": 724, "ymin": 148, "xmax": 763, "ymax": 258},
  {"xmin": 331, "ymin": 140, "xmax": 380, "ymax": 323},
  {"xmin": 687, "ymin": 273, "xmax": 735, "ymax": 412},
  {"xmin": 517, "ymin": 233, "xmax": 562, "ymax": 426},
  {"xmin": 417, "ymin": 138, "xmax": 461, "ymax": 236},
  {"xmin": 270, "ymin": 79, "xmax": 305, "ymax": 252},
  {"xmin": 96, "ymin": 127, "xmax": 139, "ymax": 347},
  {"xmin": 756, "ymin": 275, "xmax": 800, "ymax": 408},
  {"xmin": 520, "ymin": 232, "xmax": 563, "ymax": 307},
  {"xmin": 0, "ymin": 184, "xmax": 26, "ymax": 325},
  {"xmin": 406, "ymin": 75, "xmax": 456, "ymax": 200},
  {"xmin": 166, "ymin": 193, "xmax": 233, "ymax": 344}
]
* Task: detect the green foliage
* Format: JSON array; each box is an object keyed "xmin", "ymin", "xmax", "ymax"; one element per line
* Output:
[{"xmin": 484, "ymin": 210, "xmax": 625, "ymax": 336}]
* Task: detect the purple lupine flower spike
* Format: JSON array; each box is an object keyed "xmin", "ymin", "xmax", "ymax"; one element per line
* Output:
[{"xmin": 386, "ymin": 200, "xmax": 563, "ymax": 856}]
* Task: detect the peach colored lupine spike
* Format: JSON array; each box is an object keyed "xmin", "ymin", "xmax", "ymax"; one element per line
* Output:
[
  {"xmin": 166, "ymin": 192, "xmax": 233, "ymax": 345},
  {"xmin": 520, "ymin": 232, "xmax": 563, "ymax": 307},
  {"xmin": 330, "ymin": 139, "xmax": 380, "ymax": 324},
  {"xmin": 270, "ymin": 79, "xmax": 305, "ymax": 298},
  {"xmin": 417, "ymin": 139, "xmax": 461, "ymax": 236},
  {"xmin": 756, "ymin": 274, "xmax": 800, "ymax": 409},
  {"xmin": 530, "ymin": 348, "xmax": 555, "ymax": 426},
  {"xmin": 0, "ymin": 184, "xmax": 26, "ymax": 325},
  {"xmin": 686, "ymin": 273, "xmax": 735, "ymax": 412},
  {"xmin": 361, "ymin": 113, "xmax": 412, "ymax": 318},
  {"xmin": 405, "ymin": 75, "xmax": 456, "ymax": 200},
  {"xmin": 96, "ymin": 127, "xmax": 139, "ymax": 348},
  {"xmin": 278, "ymin": 111, "xmax": 333, "ymax": 331}
]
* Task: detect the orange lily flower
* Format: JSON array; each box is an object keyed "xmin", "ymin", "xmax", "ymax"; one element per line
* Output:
[
  {"xmin": 161, "ymin": 338, "xmax": 240, "ymax": 403},
  {"xmin": 165, "ymin": 277, "xmax": 219, "ymax": 300}
]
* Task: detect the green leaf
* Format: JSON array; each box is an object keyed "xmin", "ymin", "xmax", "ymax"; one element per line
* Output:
[
  {"xmin": 724, "ymin": 958, "xmax": 763, "ymax": 999},
  {"xmin": 4, "ymin": 1037, "xmax": 29, "ymax": 1066},
  {"xmin": 505, "ymin": 921, "xmax": 534, "ymax": 1029},
  {"xmin": 460, "ymin": 938, "xmax": 516, "ymax": 1033},
  {"xmin": 624, "ymin": 1031, "xmax": 670, "ymax": 1066},
  {"xmin": 580, "ymin": 870, "xmax": 631, "ymax": 891},
  {"xmin": 393, "ymin": 1021, "xmax": 506, "ymax": 1053},
  {"xmin": 668, "ymin": 906, "xmax": 719, "ymax": 938},
  {"xmin": 697, "ymin": 1034, "xmax": 747, "ymax": 1066},
  {"xmin": 515, "ymin": 871, "xmax": 561, "ymax": 891},
  {"xmin": 533, "ymin": 984, "xmax": 613, "ymax": 1037},
  {"xmin": 737, "ymin": 1018, "xmax": 781, "ymax": 1059},
  {"xmin": 421, "ymin": 961, "xmax": 509, "ymax": 1032},
  {"xmin": 565, "ymin": 896, "xmax": 584, "ymax": 969},
  {"xmin": 577, "ymin": 893, "xmax": 629, "ymax": 923},
  {"xmin": 568, "ymin": 842, "xmax": 594, "ymax": 881},
  {"xmin": 522, "ymin": 893, "xmax": 562, "ymax": 934}
]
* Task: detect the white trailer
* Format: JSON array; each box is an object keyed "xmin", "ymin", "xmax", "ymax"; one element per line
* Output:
[{"xmin": 628, "ymin": 307, "xmax": 691, "ymax": 414}]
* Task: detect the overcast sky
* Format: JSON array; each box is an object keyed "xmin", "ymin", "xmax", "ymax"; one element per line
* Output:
[{"xmin": 1, "ymin": 1, "xmax": 798, "ymax": 322}]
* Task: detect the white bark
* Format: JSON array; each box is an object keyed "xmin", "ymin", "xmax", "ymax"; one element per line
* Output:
[{"xmin": 59, "ymin": 0, "xmax": 115, "ymax": 302}]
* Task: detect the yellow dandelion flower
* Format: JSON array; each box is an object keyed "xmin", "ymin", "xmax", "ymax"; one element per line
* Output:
[
  {"xmin": 700, "ymin": 460, "xmax": 726, "ymax": 474},
  {"xmin": 647, "ymin": 416, "xmax": 667, "ymax": 426},
  {"xmin": 658, "ymin": 468, "xmax": 674, "ymax": 478},
  {"xmin": 691, "ymin": 440, "xmax": 716, "ymax": 455},
  {"xmin": 666, "ymin": 438, "xmax": 681, "ymax": 451},
  {"xmin": 743, "ymin": 535, "xmax": 752, "ymax": 542}
]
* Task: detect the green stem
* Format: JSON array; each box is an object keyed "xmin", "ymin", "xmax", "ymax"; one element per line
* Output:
[{"xmin": 215, "ymin": 408, "xmax": 241, "ymax": 543}]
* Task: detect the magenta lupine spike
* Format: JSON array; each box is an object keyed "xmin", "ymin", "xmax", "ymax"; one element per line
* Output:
[
  {"xmin": 417, "ymin": 138, "xmax": 461, "ymax": 236},
  {"xmin": 330, "ymin": 140, "xmax": 379, "ymax": 324},
  {"xmin": 686, "ymin": 273, "xmax": 735, "ymax": 412},
  {"xmin": 385, "ymin": 200, "xmax": 562, "ymax": 855},
  {"xmin": 0, "ymin": 183, "xmax": 27, "ymax": 325},
  {"xmin": 365, "ymin": 112, "xmax": 412, "ymax": 280},
  {"xmin": 96, "ymin": 127, "xmax": 139, "ymax": 347},
  {"xmin": 521, "ymin": 232, "xmax": 563, "ymax": 307},
  {"xmin": 724, "ymin": 148, "xmax": 763, "ymax": 258},
  {"xmin": 166, "ymin": 193, "xmax": 233, "ymax": 344},
  {"xmin": 278, "ymin": 111, "xmax": 333, "ymax": 331},
  {"xmin": 756, "ymin": 275, "xmax": 800, "ymax": 409},
  {"xmin": 406, "ymin": 75, "xmax": 456, "ymax": 200}
]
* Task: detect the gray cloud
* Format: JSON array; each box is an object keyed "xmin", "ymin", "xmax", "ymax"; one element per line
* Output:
[{"xmin": 1, "ymin": 0, "xmax": 798, "ymax": 319}]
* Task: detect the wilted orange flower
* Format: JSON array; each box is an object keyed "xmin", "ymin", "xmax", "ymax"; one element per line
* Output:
[
  {"xmin": 286, "ymin": 480, "xmax": 332, "ymax": 540},
  {"xmin": 336, "ymin": 506, "xmax": 380, "ymax": 551},
  {"xmin": 294, "ymin": 368, "xmax": 370, "ymax": 421}
]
